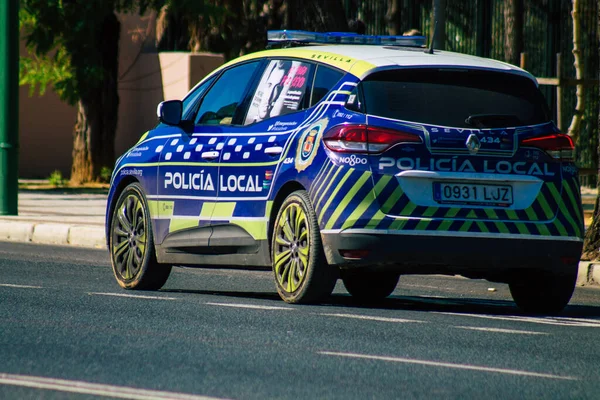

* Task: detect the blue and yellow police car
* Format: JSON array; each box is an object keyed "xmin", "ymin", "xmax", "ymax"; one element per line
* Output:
[{"xmin": 106, "ymin": 31, "xmax": 583, "ymax": 313}]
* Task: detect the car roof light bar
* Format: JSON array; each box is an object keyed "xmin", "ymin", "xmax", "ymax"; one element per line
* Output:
[{"xmin": 267, "ymin": 30, "xmax": 426, "ymax": 48}]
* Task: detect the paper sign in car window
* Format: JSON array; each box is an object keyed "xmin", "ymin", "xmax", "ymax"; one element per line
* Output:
[{"xmin": 245, "ymin": 60, "xmax": 310, "ymax": 125}]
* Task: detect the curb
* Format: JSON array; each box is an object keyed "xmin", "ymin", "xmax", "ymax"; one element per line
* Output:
[
  {"xmin": 577, "ymin": 261, "xmax": 600, "ymax": 287},
  {"xmin": 0, "ymin": 218, "xmax": 599, "ymax": 287},
  {"xmin": 0, "ymin": 221, "xmax": 105, "ymax": 249}
]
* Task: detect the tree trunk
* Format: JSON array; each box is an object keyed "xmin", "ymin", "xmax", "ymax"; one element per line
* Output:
[
  {"xmin": 432, "ymin": 0, "xmax": 446, "ymax": 50},
  {"xmin": 567, "ymin": 0, "xmax": 585, "ymax": 143},
  {"xmin": 268, "ymin": 0, "xmax": 285, "ymax": 30},
  {"xmin": 70, "ymin": 12, "xmax": 120, "ymax": 184},
  {"xmin": 583, "ymin": 196, "xmax": 600, "ymax": 260},
  {"xmin": 286, "ymin": 0, "xmax": 348, "ymax": 31},
  {"xmin": 156, "ymin": 6, "xmax": 190, "ymax": 52},
  {"xmin": 581, "ymin": 0, "xmax": 600, "ymax": 260},
  {"xmin": 503, "ymin": 0, "xmax": 523, "ymax": 66},
  {"xmin": 386, "ymin": 0, "xmax": 402, "ymax": 35}
]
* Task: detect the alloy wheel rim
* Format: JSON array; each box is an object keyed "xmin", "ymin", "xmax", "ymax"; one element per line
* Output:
[
  {"xmin": 112, "ymin": 193, "xmax": 147, "ymax": 280},
  {"xmin": 274, "ymin": 202, "xmax": 309, "ymax": 293}
]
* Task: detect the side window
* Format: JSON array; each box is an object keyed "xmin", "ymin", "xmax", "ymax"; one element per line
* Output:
[
  {"xmin": 182, "ymin": 75, "xmax": 216, "ymax": 120},
  {"xmin": 244, "ymin": 59, "xmax": 312, "ymax": 125},
  {"xmin": 195, "ymin": 61, "xmax": 260, "ymax": 125},
  {"xmin": 310, "ymin": 65, "xmax": 344, "ymax": 106}
]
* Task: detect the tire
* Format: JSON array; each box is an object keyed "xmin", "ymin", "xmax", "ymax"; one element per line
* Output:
[
  {"xmin": 271, "ymin": 190, "xmax": 337, "ymax": 304},
  {"xmin": 509, "ymin": 269, "xmax": 577, "ymax": 315},
  {"xmin": 342, "ymin": 270, "xmax": 400, "ymax": 302},
  {"xmin": 109, "ymin": 182, "xmax": 171, "ymax": 290}
]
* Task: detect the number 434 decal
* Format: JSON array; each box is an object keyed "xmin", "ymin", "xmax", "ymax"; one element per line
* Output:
[{"xmin": 480, "ymin": 136, "xmax": 501, "ymax": 144}]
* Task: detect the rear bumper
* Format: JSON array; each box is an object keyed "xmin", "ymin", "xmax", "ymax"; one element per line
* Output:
[{"xmin": 321, "ymin": 229, "xmax": 583, "ymax": 279}]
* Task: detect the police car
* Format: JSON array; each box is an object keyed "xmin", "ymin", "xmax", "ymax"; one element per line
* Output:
[{"xmin": 106, "ymin": 30, "xmax": 583, "ymax": 314}]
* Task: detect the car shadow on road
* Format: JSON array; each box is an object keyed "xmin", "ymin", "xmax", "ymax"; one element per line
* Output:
[
  {"xmin": 325, "ymin": 294, "xmax": 600, "ymax": 319},
  {"xmin": 160, "ymin": 287, "xmax": 600, "ymax": 319},
  {"xmin": 162, "ymin": 288, "xmax": 283, "ymax": 302}
]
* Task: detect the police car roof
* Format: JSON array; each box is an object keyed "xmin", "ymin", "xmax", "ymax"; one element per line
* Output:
[{"xmin": 230, "ymin": 45, "xmax": 536, "ymax": 84}]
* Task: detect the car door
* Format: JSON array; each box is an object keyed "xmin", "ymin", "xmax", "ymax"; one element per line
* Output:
[
  {"xmin": 211, "ymin": 58, "xmax": 314, "ymax": 244},
  {"xmin": 156, "ymin": 61, "xmax": 262, "ymax": 249}
]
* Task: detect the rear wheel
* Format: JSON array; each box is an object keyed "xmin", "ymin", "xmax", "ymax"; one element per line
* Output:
[
  {"xmin": 509, "ymin": 269, "xmax": 577, "ymax": 314},
  {"xmin": 271, "ymin": 190, "xmax": 337, "ymax": 304},
  {"xmin": 342, "ymin": 270, "xmax": 400, "ymax": 301},
  {"xmin": 110, "ymin": 182, "xmax": 171, "ymax": 290}
]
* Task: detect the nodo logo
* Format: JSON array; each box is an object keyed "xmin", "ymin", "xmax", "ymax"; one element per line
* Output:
[{"xmin": 339, "ymin": 155, "xmax": 368, "ymax": 166}]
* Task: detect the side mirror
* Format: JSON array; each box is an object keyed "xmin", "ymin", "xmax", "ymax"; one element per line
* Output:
[{"xmin": 157, "ymin": 100, "xmax": 183, "ymax": 126}]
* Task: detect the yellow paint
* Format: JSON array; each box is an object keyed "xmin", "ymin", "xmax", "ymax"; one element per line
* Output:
[
  {"xmin": 200, "ymin": 203, "xmax": 216, "ymax": 218},
  {"xmin": 135, "ymin": 131, "xmax": 149, "ymax": 145},
  {"xmin": 212, "ymin": 202, "xmax": 236, "ymax": 218},
  {"xmin": 348, "ymin": 60, "xmax": 378, "ymax": 77},
  {"xmin": 147, "ymin": 200, "xmax": 174, "ymax": 217},
  {"xmin": 218, "ymin": 48, "xmax": 377, "ymax": 77},
  {"xmin": 466, "ymin": 210, "xmax": 477, "ymax": 219},
  {"xmin": 232, "ymin": 220, "xmax": 268, "ymax": 240},
  {"xmin": 265, "ymin": 201, "xmax": 274, "ymax": 219},
  {"xmin": 169, "ymin": 218, "xmax": 199, "ymax": 232}
]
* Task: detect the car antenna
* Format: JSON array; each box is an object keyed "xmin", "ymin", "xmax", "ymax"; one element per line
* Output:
[{"xmin": 427, "ymin": 21, "xmax": 437, "ymax": 54}]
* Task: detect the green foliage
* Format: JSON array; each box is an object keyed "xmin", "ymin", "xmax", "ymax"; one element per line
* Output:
[
  {"xmin": 48, "ymin": 170, "xmax": 66, "ymax": 187},
  {"xmin": 19, "ymin": 0, "xmax": 167, "ymax": 105},
  {"xmin": 99, "ymin": 166, "xmax": 113, "ymax": 183},
  {"xmin": 19, "ymin": 50, "xmax": 75, "ymax": 103}
]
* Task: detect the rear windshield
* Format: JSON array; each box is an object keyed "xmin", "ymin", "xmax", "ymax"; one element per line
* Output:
[{"xmin": 361, "ymin": 68, "xmax": 551, "ymax": 128}]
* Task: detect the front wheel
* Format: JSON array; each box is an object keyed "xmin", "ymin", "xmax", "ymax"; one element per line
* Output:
[
  {"xmin": 271, "ymin": 190, "xmax": 337, "ymax": 304},
  {"xmin": 509, "ymin": 269, "xmax": 577, "ymax": 315},
  {"xmin": 109, "ymin": 182, "xmax": 171, "ymax": 290},
  {"xmin": 342, "ymin": 270, "xmax": 400, "ymax": 302}
]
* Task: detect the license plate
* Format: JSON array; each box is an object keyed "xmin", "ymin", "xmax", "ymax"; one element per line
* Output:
[{"xmin": 433, "ymin": 182, "xmax": 513, "ymax": 206}]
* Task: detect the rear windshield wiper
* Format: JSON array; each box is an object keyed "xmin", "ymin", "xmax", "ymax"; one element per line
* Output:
[{"xmin": 465, "ymin": 114, "xmax": 522, "ymax": 129}]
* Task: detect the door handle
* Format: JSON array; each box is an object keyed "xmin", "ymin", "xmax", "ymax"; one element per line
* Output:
[
  {"xmin": 201, "ymin": 151, "xmax": 219, "ymax": 160},
  {"xmin": 264, "ymin": 146, "xmax": 283, "ymax": 155}
]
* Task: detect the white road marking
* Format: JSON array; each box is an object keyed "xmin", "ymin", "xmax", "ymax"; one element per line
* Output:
[
  {"xmin": 438, "ymin": 312, "xmax": 600, "ymax": 328},
  {"xmin": 88, "ymin": 292, "xmax": 178, "ymax": 301},
  {"xmin": 319, "ymin": 352, "xmax": 578, "ymax": 381},
  {"xmin": 205, "ymin": 302, "xmax": 293, "ymax": 311},
  {"xmin": 0, "ymin": 284, "xmax": 42, "ymax": 289},
  {"xmin": 320, "ymin": 313, "xmax": 425, "ymax": 324},
  {"xmin": 0, "ymin": 373, "xmax": 226, "ymax": 400},
  {"xmin": 453, "ymin": 326, "xmax": 549, "ymax": 335}
]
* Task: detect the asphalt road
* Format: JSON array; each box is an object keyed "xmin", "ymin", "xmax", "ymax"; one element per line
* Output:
[{"xmin": 1, "ymin": 241, "xmax": 600, "ymax": 400}]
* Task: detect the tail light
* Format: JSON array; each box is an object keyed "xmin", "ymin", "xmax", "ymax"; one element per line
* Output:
[
  {"xmin": 323, "ymin": 124, "xmax": 422, "ymax": 154},
  {"xmin": 519, "ymin": 133, "xmax": 574, "ymax": 162}
]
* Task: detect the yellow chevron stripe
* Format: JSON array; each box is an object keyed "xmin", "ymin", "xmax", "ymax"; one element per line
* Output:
[
  {"xmin": 315, "ymin": 165, "xmax": 343, "ymax": 213},
  {"xmin": 318, "ymin": 169, "xmax": 354, "ymax": 224},
  {"xmin": 484, "ymin": 209, "xmax": 499, "ymax": 219},
  {"xmin": 365, "ymin": 210, "xmax": 386, "ymax": 229},
  {"xmin": 547, "ymin": 182, "xmax": 580, "ymax": 237},
  {"xmin": 341, "ymin": 175, "xmax": 391, "ymax": 230},
  {"xmin": 389, "ymin": 217, "xmax": 408, "ymax": 231},
  {"xmin": 515, "ymin": 223, "xmax": 530, "ymax": 235},
  {"xmin": 326, "ymin": 172, "xmax": 372, "ymax": 229},
  {"xmin": 536, "ymin": 190, "xmax": 555, "ymax": 219},
  {"xmin": 494, "ymin": 221, "xmax": 510, "ymax": 234}
]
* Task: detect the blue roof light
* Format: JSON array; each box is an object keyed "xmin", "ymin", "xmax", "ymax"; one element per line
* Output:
[{"xmin": 267, "ymin": 30, "xmax": 426, "ymax": 47}]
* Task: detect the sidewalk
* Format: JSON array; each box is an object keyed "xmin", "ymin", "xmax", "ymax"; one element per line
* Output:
[
  {"xmin": 0, "ymin": 190, "xmax": 106, "ymax": 249},
  {"xmin": 0, "ymin": 186, "xmax": 599, "ymax": 287}
]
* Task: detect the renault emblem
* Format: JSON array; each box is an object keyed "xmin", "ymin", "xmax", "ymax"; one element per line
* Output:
[{"xmin": 466, "ymin": 134, "xmax": 481, "ymax": 154}]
